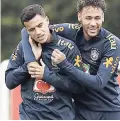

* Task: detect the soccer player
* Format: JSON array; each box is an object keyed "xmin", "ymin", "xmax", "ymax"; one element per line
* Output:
[
  {"xmin": 5, "ymin": 4, "xmax": 84, "ymax": 120},
  {"xmin": 51, "ymin": 0, "xmax": 120, "ymax": 120},
  {"xmin": 21, "ymin": 0, "xmax": 120, "ymax": 120}
]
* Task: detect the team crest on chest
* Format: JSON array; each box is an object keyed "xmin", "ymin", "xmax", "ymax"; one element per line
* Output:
[{"xmin": 90, "ymin": 48, "xmax": 99, "ymax": 61}]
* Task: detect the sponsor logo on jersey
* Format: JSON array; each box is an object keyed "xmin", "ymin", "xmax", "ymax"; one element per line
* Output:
[
  {"xmin": 68, "ymin": 24, "xmax": 80, "ymax": 30},
  {"xmin": 33, "ymin": 79, "xmax": 55, "ymax": 101},
  {"xmin": 33, "ymin": 79, "xmax": 55, "ymax": 94},
  {"xmin": 34, "ymin": 93, "xmax": 54, "ymax": 101},
  {"xmin": 57, "ymin": 39, "xmax": 74, "ymax": 50},
  {"xmin": 106, "ymin": 34, "xmax": 117, "ymax": 49}
]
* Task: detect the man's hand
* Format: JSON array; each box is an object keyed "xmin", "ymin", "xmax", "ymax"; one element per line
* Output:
[
  {"xmin": 29, "ymin": 36, "xmax": 42, "ymax": 60},
  {"xmin": 51, "ymin": 49, "xmax": 66, "ymax": 64},
  {"xmin": 27, "ymin": 59, "xmax": 45, "ymax": 79}
]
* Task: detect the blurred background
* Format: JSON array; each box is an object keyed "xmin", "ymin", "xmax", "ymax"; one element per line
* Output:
[
  {"xmin": 1, "ymin": 0, "xmax": 120, "ymax": 61},
  {"xmin": 1, "ymin": 0, "xmax": 120, "ymax": 120}
]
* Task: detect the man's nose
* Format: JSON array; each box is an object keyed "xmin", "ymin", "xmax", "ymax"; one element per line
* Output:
[
  {"xmin": 35, "ymin": 28, "xmax": 41, "ymax": 34},
  {"xmin": 90, "ymin": 19, "xmax": 96, "ymax": 26}
]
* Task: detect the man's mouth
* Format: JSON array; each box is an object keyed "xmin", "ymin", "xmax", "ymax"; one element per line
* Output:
[
  {"xmin": 37, "ymin": 34, "xmax": 45, "ymax": 38},
  {"xmin": 89, "ymin": 29, "xmax": 97, "ymax": 32}
]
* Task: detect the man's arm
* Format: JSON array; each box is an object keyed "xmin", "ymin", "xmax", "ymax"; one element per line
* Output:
[
  {"xmin": 43, "ymin": 66, "xmax": 84, "ymax": 93},
  {"xmin": 43, "ymin": 39, "xmax": 84, "ymax": 93},
  {"xmin": 27, "ymin": 59, "xmax": 84, "ymax": 94},
  {"xmin": 50, "ymin": 23, "xmax": 80, "ymax": 41},
  {"xmin": 21, "ymin": 32, "xmax": 84, "ymax": 93},
  {"xmin": 55, "ymin": 40, "xmax": 120, "ymax": 90},
  {"xmin": 21, "ymin": 28, "xmax": 36, "ymax": 63},
  {"xmin": 21, "ymin": 23, "xmax": 80, "ymax": 59},
  {"xmin": 5, "ymin": 41, "xmax": 29, "ymax": 90}
]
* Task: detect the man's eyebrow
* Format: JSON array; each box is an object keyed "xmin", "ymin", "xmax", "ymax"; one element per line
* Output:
[
  {"xmin": 28, "ymin": 27, "xmax": 35, "ymax": 31},
  {"xmin": 38, "ymin": 22, "xmax": 43, "ymax": 25}
]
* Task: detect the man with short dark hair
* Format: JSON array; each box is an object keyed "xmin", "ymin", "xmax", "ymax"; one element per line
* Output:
[
  {"xmin": 5, "ymin": 4, "xmax": 84, "ymax": 120},
  {"xmin": 21, "ymin": 0, "xmax": 120, "ymax": 120}
]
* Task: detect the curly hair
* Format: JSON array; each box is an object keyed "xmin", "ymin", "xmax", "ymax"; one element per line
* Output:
[{"xmin": 77, "ymin": 0, "xmax": 106, "ymax": 12}]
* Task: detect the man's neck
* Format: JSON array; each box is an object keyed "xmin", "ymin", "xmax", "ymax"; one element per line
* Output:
[
  {"xmin": 46, "ymin": 32, "xmax": 52, "ymax": 43},
  {"xmin": 83, "ymin": 31, "xmax": 91, "ymax": 41}
]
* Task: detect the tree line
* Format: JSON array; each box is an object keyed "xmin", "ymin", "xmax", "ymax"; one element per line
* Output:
[{"xmin": 1, "ymin": 0, "xmax": 120, "ymax": 60}]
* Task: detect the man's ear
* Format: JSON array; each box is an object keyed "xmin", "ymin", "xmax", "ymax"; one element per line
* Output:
[
  {"xmin": 102, "ymin": 13, "xmax": 104, "ymax": 22},
  {"xmin": 77, "ymin": 12, "xmax": 81, "ymax": 22},
  {"xmin": 45, "ymin": 16, "xmax": 49, "ymax": 24}
]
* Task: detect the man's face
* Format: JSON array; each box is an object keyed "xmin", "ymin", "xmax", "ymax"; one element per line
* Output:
[
  {"xmin": 78, "ymin": 6, "xmax": 104, "ymax": 40},
  {"xmin": 24, "ymin": 14, "xmax": 50, "ymax": 44}
]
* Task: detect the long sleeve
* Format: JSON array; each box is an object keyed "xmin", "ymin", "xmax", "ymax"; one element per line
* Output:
[
  {"xmin": 50, "ymin": 23, "xmax": 80, "ymax": 41},
  {"xmin": 57, "ymin": 40, "xmax": 120, "ymax": 90},
  {"xmin": 21, "ymin": 23, "xmax": 79, "ymax": 63},
  {"xmin": 43, "ymin": 40, "xmax": 84, "ymax": 94},
  {"xmin": 21, "ymin": 28, "xmax": 84, "ymax": 93},
  {"xmin": 5, "ymin": 41, "xmax": 30, "ymax": 90},
  {"xmin": 21, "ymin": 28, "xmax": 36, "ymax": 63},
  {"xmin": 43, "ymin": 66, "xmax": 84, "ymax": 93}
]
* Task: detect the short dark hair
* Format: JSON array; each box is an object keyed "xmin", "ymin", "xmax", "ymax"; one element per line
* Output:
[
  {"xmin": 77, "ymin": 0, "xmax": 106, "ymax": 13},
  {"xmin": 20, "ymin": 4, "xmax": 46, "ymax": 26}
]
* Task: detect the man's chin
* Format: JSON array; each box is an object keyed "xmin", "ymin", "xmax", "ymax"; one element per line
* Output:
[
  {"xmin": 89, "ymin": 32, "xmax": 98, "ymax": 37},
  {"xmin": 37, "ymin": 38, "xmax": 46, "ymax": 44},
  {"xmin": 39, "ymin": 41, "xmax": 46, "ymax": 44}
]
